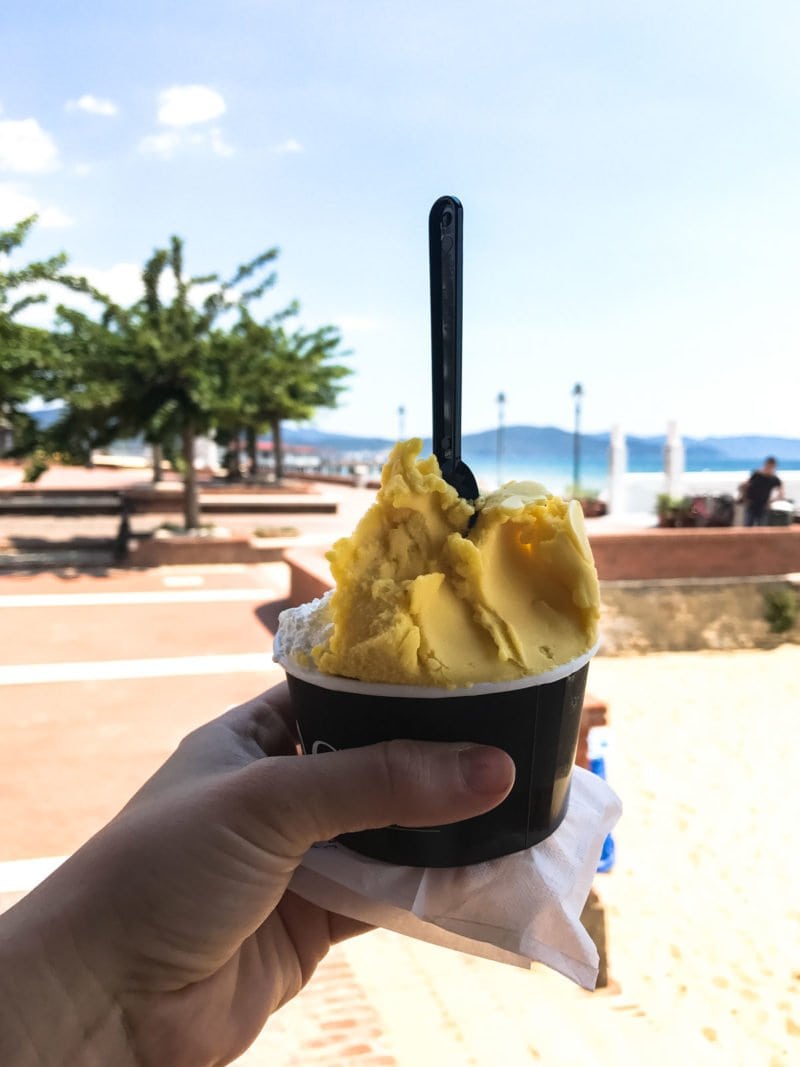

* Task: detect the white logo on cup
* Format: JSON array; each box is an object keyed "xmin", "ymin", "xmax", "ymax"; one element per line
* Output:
[{"xmin": 311, "ymin": 739, "xmax": 337, "ymax": 755}]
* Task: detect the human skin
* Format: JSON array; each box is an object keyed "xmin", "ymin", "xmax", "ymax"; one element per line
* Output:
[{"xmin": 0, "ymin": 684, "xmax": 514, "ymax": 1067}]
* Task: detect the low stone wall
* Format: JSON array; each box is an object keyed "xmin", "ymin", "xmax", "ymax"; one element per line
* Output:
[
  {"xmin": 128, "ymin": 536, "xmax": 288, "ymax": 566},
  {"xmin": 285, "ymin": 548, "xmax": 333, "ymax": 605},
  {"xmin": 590, "ymin": 526, "xmax": 800, "ymax": 581},
  {"xmin": 283, "ymin": 550, "xmax": 800, "ymax": 655},
  {"xmin": 124, "ymin": 487, "xmax": 337, "ymax": 515},
  {"xmin": 600, "ymin": 576, "xmax": 799, "ymax": 653}
]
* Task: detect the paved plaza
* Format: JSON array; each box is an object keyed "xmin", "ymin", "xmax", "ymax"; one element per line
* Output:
[{"xmin": 1, "ymin": 555, "xmax": 798, "ymax": 1065}]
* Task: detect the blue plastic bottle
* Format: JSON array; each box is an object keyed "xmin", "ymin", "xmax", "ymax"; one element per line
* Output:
[{"xmin": 587, "ymin": 726, "xmax": 616, "ymax": 873}]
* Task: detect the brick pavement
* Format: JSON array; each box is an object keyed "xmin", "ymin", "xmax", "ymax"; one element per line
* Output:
[
  {"xmin": 0, "ymin": 558, "xmax": 586, "ymax": 1066},
  {"xmin": 0, "ymin": 556, "xmax": 620, "ymax": 1067},
  {"xmin": 249, "ymin": 949, "xmax": 398, "ymax": 1067}
]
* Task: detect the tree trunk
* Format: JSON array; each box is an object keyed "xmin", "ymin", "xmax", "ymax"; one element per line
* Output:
[
  {"xmin": 271, "ymin": 418, "xmax": 284, "ymax": 484},
  {"xmin": 151, "ymin": 443, "xmax": 163, "ymax": 484},
  {"xmin": 181, "ymin": 426, "xmax": 200, "ymax": 530},
  {"xmin": 246, "ymin": 426, "xmax": 258, "ymax": 479}
]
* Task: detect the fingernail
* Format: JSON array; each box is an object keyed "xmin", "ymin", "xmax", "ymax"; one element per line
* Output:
[{"xmin": 458, "ymin": 745, "xmax": 515, "ymax": 795}]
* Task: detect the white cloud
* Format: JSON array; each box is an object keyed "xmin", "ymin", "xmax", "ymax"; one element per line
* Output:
[
  {"xmin": 209, "ymin": 127, "xmax": 234, "ymax": 157},
  {"xmin": 139, "ymin": 126, "xmax": 234, "ymax": 160},
  {"xmin": 335, "ymin": 314, "xmax": 380, "ymax": 333},
  {"xmin": 0, "ymin": 183, "xmax": 73, "ymax": 228},
  {"xmin": 38, "ymin": 205, "xmax": 74, "ymax": 228},
  {"xmin": 157, "ymin": 85, "xmax": 225, "ymax": 128},
  {"xmin": 0, "ymin": 117, "xmax": 59, "ymax": 173},
  {"xmin": 77, "ymin": 262, "xmax": 143, "ymax": 306},
  {"xmin": 72, "ymin": 162, "xmax": 93, "ymax": 177},
  {"xmin": 8, "ymin": 257, "xmax": 240, "ymax": 331},
  {"xmin": 139, "ymin": 130, "xmax": 182, "ymax": 159},
  {"xmin": 140, "ymin": 86, "xmax": 232, "ymax": 159},
  {"xmin": 274, "ymin": 138, "xmax": 303, "ymax": 154},
  {"xmin": 66, "ymin": 94, "xmax": 118, "ymax": 117},
  {"xmin": 70, "ymin": 261, "xmax": 240, "ymax": 310},
  {"xmin": 11, "ymin": 262, "xmax": 143, "ymax": 329}
]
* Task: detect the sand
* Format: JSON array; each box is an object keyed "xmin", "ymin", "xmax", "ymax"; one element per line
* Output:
[{"xmin": 245, "ymin": 645, "xmax": 800, "ymax": 1066}]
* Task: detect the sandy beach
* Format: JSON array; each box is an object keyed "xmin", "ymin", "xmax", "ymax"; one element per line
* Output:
[{"xmin": 245, "ymin": 644, "xmax": 800, "ymax": 1066}]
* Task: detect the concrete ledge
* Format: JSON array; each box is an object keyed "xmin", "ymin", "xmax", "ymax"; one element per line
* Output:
[
  {"xmin": 128, "ymin": 536, "xmax": 289, "ymax": 566},
  {"xmin": 284, "ymin": 528, "xmax": 800, "ymax": 591},
  {"xmin": 0, "ymin": 493, "xmax": 122, "ymax": 516},
  {"xmin": 124, "ymin": 487, "xmax": 337, "ymax": 515},
  {"xmin": 284, "ymin": 548, "xmax": 332, "ymax": 605},
  {"xmin": 590, "ymin": 526, "xmax": 800, "ymax": 580},
  {"xmin": 292, "ymin": 472, "xmax": 382, "ymax": 491},
  {"xmin": 283, "ymin": 547, "xmax": 800, "ymax": 654}
]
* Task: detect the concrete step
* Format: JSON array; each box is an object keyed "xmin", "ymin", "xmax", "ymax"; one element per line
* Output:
[{"xmin": 0, "ymin": 548, "xmax": 114, "ymax": 571}]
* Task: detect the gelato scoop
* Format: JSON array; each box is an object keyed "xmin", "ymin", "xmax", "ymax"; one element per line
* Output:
[{"xmin": 280, "ymin": 438, "xmax": 600, "ymax": 688}]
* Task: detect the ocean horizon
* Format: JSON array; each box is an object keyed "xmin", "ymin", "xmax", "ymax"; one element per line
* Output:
[{"xmin": 458, "ymin": 456, "xmax": 800, "ymax": 512}]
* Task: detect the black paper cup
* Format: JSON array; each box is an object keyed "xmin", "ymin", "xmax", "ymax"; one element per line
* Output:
[{"xmin": 274, "ymin": 634, "xmax": 598, "ymax": 868}]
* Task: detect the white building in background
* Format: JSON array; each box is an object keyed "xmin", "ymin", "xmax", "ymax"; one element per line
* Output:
[
  {"xmin": 193, "ymin": 435, "xmax": 220, "ymax": 471},
  {"xmin": 664, "ymin": 420, "xmax": 685, "ymax": 500},
  {"xmin": 607, "ymin": 424, "xmax": 627, "ymax": 515},
  {"xmin": 0, "ymin": 418, "xmax": 13, "ymax": 455}
]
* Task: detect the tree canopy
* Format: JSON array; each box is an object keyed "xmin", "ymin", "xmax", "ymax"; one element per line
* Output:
[
  {"xmin": 218, "ymin": 311, "xmax": 350, "ymax": 481},
  {"xmin": 0, "ymin": 217, "xmax": 75, "ymax": 450},
  {"xmin": 14, "ymin": 224, "xmax": 352, "ymax": 528}
]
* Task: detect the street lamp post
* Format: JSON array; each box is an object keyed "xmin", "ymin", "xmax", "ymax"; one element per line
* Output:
[
  {"xmin": 496, "ymin": 391, "xmax": 506, "ymax": 487},
  {"xmin": 571, "ymin": 382, "xmax": 583, "ymax": 496}
]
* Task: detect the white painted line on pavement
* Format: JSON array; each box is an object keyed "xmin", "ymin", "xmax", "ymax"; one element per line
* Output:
[
  {"xmin": 0, "ymin": 653, "xmax": 276, "ymax": 686},
  {"xmin": 0, "ymin": 588, "xmax": 277, "ymax": 609},
  {"xmin": 162, "ymin": 575, "xmax": 205, "ymax": 588},
  {"xmin": 0, "ymin": 855, "xmax": 68, "ymax": 894}
]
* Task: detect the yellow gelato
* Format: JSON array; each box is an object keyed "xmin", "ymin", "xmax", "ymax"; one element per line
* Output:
[{"xmin": 309, "ymin": 438, "xmax": 599, "ymax": 687}]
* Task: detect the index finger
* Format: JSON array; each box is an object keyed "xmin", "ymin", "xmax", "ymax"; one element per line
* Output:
[{"xmin": 220, "ymin": 681, "xmax": 299, "ymax": 757}]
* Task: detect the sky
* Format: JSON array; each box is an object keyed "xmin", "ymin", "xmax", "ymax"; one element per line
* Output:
[{"xmin": 2, "ymin": 0, "xmax": 800, "ymax": 441}]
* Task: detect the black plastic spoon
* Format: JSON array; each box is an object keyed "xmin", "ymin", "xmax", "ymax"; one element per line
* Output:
[{"xmin": 429, "ymin": 195, "xmax": 480, "ymax": 502}]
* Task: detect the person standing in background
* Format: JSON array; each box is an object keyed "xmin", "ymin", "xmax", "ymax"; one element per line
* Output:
[{"xmin": 740, "ymin": 457, "xmax": 784, "ymax": 526}]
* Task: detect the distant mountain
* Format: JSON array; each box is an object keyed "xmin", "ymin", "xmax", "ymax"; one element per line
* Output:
[
  {"xmin": 27, "ymin": 407, "xmax": 800, "ymax": 467},
  {"xmin": 282, "ymin": 427, "xmax": 395, "ymax": 453},
  {"xmin": 686, "ymin": 435, "xmax": 800, "ymax": 463},
  {"xmin": 283, "ymin": 423, "xmax": 800, "ymax": 470}
]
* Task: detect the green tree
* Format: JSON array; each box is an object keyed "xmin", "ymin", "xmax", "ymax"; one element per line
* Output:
[
  {"xmin": 220, "ymin": 313, "xmax": 350, "ymax": 483},
  {"xmin": 41, "ymin": 306, "xmax": 135, "ymax": 463},
  {"xmin": 52, "ymin": 235, "xmax": 280, "ymax": 528},
  {"xmin": 0, "ymin": 217, "xmax": 79, "ymax": 455}
]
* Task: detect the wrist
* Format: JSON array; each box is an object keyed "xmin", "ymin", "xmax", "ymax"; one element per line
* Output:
[{"xmin": 0, "ymin": 881, "xmax": 135, "ymax": 1067}]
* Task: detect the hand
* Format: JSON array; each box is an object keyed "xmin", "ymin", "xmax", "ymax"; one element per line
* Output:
[{"xmin": 0, "ymin": 684, "xmax": 515, "ymax": 1067}]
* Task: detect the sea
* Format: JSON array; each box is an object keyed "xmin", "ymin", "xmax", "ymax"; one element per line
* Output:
[
  {"xmin": 463, "ymin": 457, "xmax": 800, "ymax": 516},
  {"xmin": 337, "ymin": 454, "xmax": 799, "ymax": 517}
]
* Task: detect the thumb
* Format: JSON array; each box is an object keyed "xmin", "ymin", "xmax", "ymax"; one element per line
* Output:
[{"xmin": 233, "ymin": 740, "xmax": 516, "ymax": 858}]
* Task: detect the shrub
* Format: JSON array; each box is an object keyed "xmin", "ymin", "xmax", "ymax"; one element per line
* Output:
[
  {"xmin": 22, "ymin": 449, "xmax": 50, "ymax": 483},
  {"xmin": 763, "ymin": 588, "xmax": 799, "ymax": 634},
  {"xmin": 253, "ymin": 525, "xmax": 299, "ymax": 539}
]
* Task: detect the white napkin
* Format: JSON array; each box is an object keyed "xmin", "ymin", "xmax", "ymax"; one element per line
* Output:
[{"xmin": 289, "ymin": 766, "xmax": 621, "ymax": 990}]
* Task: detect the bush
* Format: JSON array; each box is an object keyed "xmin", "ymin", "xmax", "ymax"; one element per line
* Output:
[
  {"xmin": 253, "ymin": 525, "xmax": 299, "ymax": 539},
  {"xmin": 22, "ymin": 449, "xmax": 50, "ymax": 483},
  {"xmin": 655, "ymin": 493, "xmax": 688, "ymax": 527},
  {"xmin": 655, "ymin": 493, "xmax": 735, "ymax": 528},
  {"xmin": 763, "ymin": 588, "xmax": 799, "ymax": 634},
  {"xmin": 565, "ymin": 485, "xmax": 600, "ymax": 501}
]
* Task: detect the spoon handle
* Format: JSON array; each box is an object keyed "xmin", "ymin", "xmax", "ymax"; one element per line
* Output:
[{"xmin": 429, "ymin": 195, "xmax": 464, "ymax": 477}]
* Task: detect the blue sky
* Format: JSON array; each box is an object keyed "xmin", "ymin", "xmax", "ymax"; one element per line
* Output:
[{"xmin": 2, "ymin": 1, "xmax": 799, "ymax": 440}]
